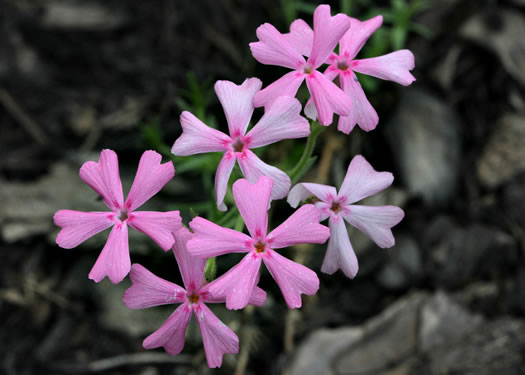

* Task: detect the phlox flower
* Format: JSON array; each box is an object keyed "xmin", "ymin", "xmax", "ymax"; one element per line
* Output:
[
  {"xmin": 288, "ymin": 155, "xmax": 404, "ymax": 278},
  {"xmin": 285, "ymin": 15, "xmax": 416, "ymax": 133},
  {"xmin": 187, "ymin": 176, "xmax": 331, "ymax": 310},
  {"xmin": 250, "ymin": 4, "xmax": 352, "ymax": 126},
  {"xmin": 172, "ymin": 77, "xmax": 310, "ymax": 211},
  {"xmin": 54, "ymin": 149, "xmax": 182, "ymax": 284},
  {"xmin": 123, "ymin": 228, "xmax": 266, "ymax": 368}
]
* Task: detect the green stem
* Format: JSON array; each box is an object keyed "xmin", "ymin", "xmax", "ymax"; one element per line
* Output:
[
  {"xmin": 288, "ymin": 121, "xmax": 325, "ymax": 184},
  {"xmin": 204, "ymin": 257, "xmax": 217, "ymax": 281}
]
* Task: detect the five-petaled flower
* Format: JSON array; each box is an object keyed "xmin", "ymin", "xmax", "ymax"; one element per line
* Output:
[
  {"xmin": 288, "ymin": 155, "xmax": 404, "ymax": 278},
  {"xmin": 172, "ymin": 78, "xmax": 310, "ymax": 211},
  {"xmin": 187, "ymin": 176, "xmax": 331, "ymax": 310},
  {"xmin": 250, "ymin": 4, "xmax": 352, "ymax": 126},
  {"xmin": 123, "ymin": 228, "xmax": 266, "ymax": 368},
  {"xmin": 54, "ymin": 149, "xmax": 182, "ymax": 284},
  {"xmin": 285, "ymin": 15, "xmax": 415, "ymax": 133}
]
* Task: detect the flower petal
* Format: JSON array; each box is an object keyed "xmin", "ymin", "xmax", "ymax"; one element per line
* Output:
[
  {"xmin": 207, "ymin": 254, "xmax": 262, "ymax": 310},
  {"xmin": 283, "ymin": 18, "xmax": 314, "ymax": 56},
  {"xmin": 247, "ymin": 286, "xmax": 267, "ymax": 307},
  {"xmin": 253, "ymin": 71, "xmax": 305, "ymax": 108},
  {"xmin": 54, "ymin": 210, "xmax": 113, "ymax": 249},
  {"xmin": 344, "ymin": 205, "xmax": 404, "ymax": 248},
  {"xmin": 306, "ymin": 70, "xmax": 351, "ymax": 126},
  {"xmin": 188, "ymin": 217, "xmax": 252, "ymax": 258},
  {"xmin": 202, "ymin": 283, "xmax": 267, "ymax": 307},
  {"xmin": 202, "ymin": 271, "xmax": 266, "ymax": 306},
  {"xmin": 79, "ymin": 149, "xmax": 124, "ymax": 211},
  {"xmin": 304, "ymin": 96, "xmax": 317, "ymax": 121},
  {"xmin": 88, "ymin": 223, "xmax": 130, "ymax": 284},
  {"xmin": 340, "ymin": 16, "xmax": 383, "ymax": 60},
  {"xmin": 237, "ymin": 149, "xmax": 291, "ymax": 201},
  {"xmin": 215, "ymin": 78, "xmax": 261, "ymax": 137},
  {"xmin": 321, "ymin": 218, "xmax": 358, "ymax": 278},
  {"xmin": 143, "ymin": 304, "xmax": 192, "ymax": 356},
  {"xmin": 125, "ymin": 151, "xmax": 174, "ymax": 212},
  {"xmin": 287, "ymin": 183, "xmax": 337, "ymax": 208},
  {"xmin": 338, "ymin": 72, "xmax": 378, "ymax": 134},
  {"xmin": 172, "ymin": 227, "xmax": 207, "ymax": 291},
  {"xmin": 232, "ymin": 177, "xmax": 272, "ymax": 238},
  {"xmin": 353, "ymin": 50, "xmax": 416, "ymax": 86},
  {"xmin": 250, "ymin": 23, "xmax": 305, "ymax": 69},
  {"xmin": 171, "ymin": 111, "xmax": 230, "ymax": 156},
  {"xmin": 302, "ymin": 66, "xmax": 340, "ymax": 121},
  {"xmin": 195, "ymin": 303, "xmax": 239, "ymax": 368},
  {"xmin": 214, "ymin": 153, "xmax": 236, "ymax": 212},
  {"xmin": 339, "ymin": 155, "xmax": 394, "ymax": 204},
  {"xmin": 127, "ymin": 211, "xmax": 181, "ymax": 251},
  {"xmin": 267, "ymin": 204, "xmax": 330, "ymax": 248},
  {"xmin": 308, "ymin": 5, "xmax": 351, "ymax": 69},
  {"xmin": 123, "ymin": 264, "xmax": 185, "ymax": 309},
  {"xmin": 263, "ymin": 250, "xmax": 319, "ymax": 309},
  {"xmin": 246, "ymin": 96, "xmax": 310, "ymax": 148}
]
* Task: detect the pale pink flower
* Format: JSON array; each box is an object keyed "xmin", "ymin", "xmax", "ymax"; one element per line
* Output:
[
  {"xmin": 187, "ymin": 176, "xmax": 330, "ymax": 310},
  {"xmin": 172, "ymin": 78, "xmax": 309, "ymax": 211},
  {"xmin": 54, "ymin": 149, "xmax": 181, "ymax": 284},
  {"xmin": 250, "ymin": 4, "xmax": 351, "ymax": 126},
  {"xmin": 287, "ymin": 155, "xmax": 404, "ymax": 278},
  {"xmin": 285, "ymin": 15, "xmax": 416, "ymax": 133},
  {"xmin": 123, "ymin": 228, "xmax": 266, "ymax": 368}
]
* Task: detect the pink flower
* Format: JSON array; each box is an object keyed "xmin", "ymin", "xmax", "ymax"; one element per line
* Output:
[
  {"xmin": 250, "ymin": 4, "xmax": 352, "ymax": 126},
  {"xmin": 288, "ymin": 155, "xmax": 404, "ymax": 278},
  {"xmin": 54, "ymin": 149, "xmax": 182, "ymax": 284},
  {"xmin": 187, "ymin": 176, "xmax": 331, "ymax": 310},
  {"xmin": 285, "ymin": 15, "xmax": 416, "ymax": 133},
  {"xmin": 123, "ymin": 228, "xmax": 266, "ymax": 368},
  {"xmin": 172, "ymin": 78, "xmax": 309, "ymax": 211}
]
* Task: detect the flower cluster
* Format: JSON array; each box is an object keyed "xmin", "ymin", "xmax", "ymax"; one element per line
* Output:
[{"xmin": 54, "ymin": 4, "xmax": 412, "ymax": 368}]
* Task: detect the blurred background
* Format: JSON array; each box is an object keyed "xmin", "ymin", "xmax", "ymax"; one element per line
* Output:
[{"xmin": 1, "ymin": 0, "xmax": 525, "ymax": 374}]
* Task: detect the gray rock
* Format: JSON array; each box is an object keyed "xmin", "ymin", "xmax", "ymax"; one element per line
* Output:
[
  {"xmin": 386, "ymin": 88, "xmax": 461, "ymax": 206},
  {"xmin": 334, "ymin": 293, "xmax": 423, "ymax": 375},
  {"xmin": 421, "ymin": 318, "xmax": 525, "ymax": 375},
  {"xmin": 288, "ymin": 292, "xmax": 485, "ymax": 375},
  {"xmin": 461, "ymin": 9, "xmax": 525, "ymax": 86},
  {"xmin": 477, "ymin": 114, "xmax": 525, "ymax": 189},
  {"xmin": 506, "ymin": 267, "xmax": 525, "ymax": 315},
  {"xmin": 419, "ymin": 292, "xmax": 483, "ymax": 352},
  {"xmin": 502, "ymin": 176, "xmax": 525, "ymax": 228},
  {"xmin": 428, "ymin": 224, "xmax": 516, "ymax": 289},
  {"xmin": 42, "ymin": 2, "xmax": 127, "ymax": 30},
  {"xmin": 376, "ymin": 235, "xmax": 422, "ymax": 290}
]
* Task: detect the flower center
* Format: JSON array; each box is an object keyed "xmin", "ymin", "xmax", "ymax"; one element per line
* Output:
[
  {"xmin": 337, "ymin": 59, "xmax": 350, "ymax": 71},
  {"xmin": 117, "ymin": 209, "xmax": 128, "ymax": 222},
  {"xmin": 330, "ymin": 201, "xmax": 342, "ymax": 213},
  {"xmin": 232, "ymin": 137, "xmax": 245, "ymax": 153},
  {"xmin": 302, "ymin": 63, "xmax": 313, "ymax": 75},
  {"xmin": 187, "ymin": 292, "xmax": 200, "ymax": 304},
  {"xmin": 254, "ymin": 241, "xmax": 266, "ymax": 253}
]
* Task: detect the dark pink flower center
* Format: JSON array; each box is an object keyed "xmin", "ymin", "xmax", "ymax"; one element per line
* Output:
[
  {"xmin": 301, "ymin": 63, "xmax": 313, "ymax": 75},
  {"xmin": 330, "ymin": 201, "xmax": 342, "ymax": 213},
  {"xmin": 232, "ymin": 137, "xmax": 245, "ymax": 153},
  {"xmin": 254, "ymin": 240, "xmax": 266, "ymax": 253},
  {"xmin": 337, "ymin": 59, "xmax": 350, "ymax": 71},
  {"xmin": 187, "ymin": 291, "xmax": 200, "ymax": 304},
  {"xmin": 117, "ymin": 209, "xmax": 128, "ymax": 222}
]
